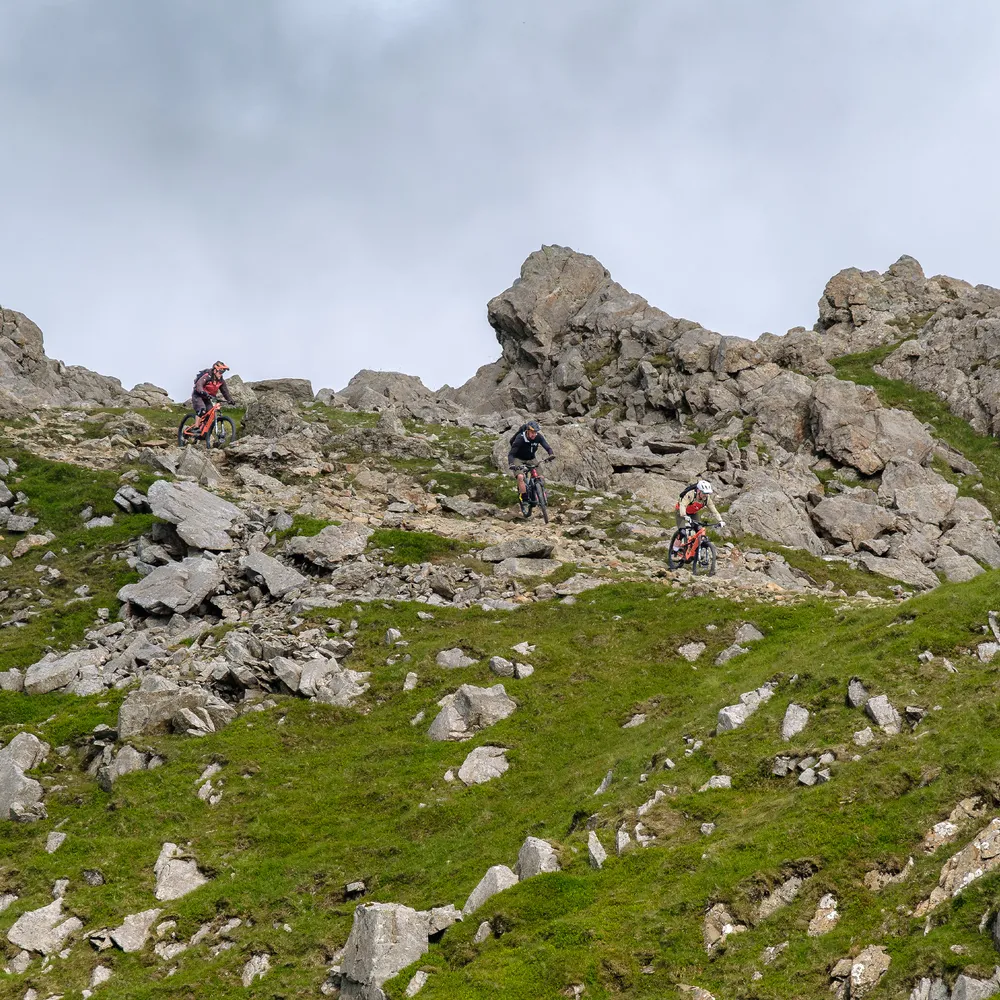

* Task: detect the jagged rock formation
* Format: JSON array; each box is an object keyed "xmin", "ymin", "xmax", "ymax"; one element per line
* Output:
[
  {"xmin": 445, "ymin": 246, "xmax": 1000, "ymax": 586},
  {"xmin": 0, "ymin": 307, "xmax": 172, "ymax": 410}
]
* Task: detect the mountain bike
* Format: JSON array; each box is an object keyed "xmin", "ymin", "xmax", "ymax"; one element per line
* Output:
[
  {"xmin": 666, "ymin": 520, "xmax": 718, "ymax": 576},
  {"xmin": 512, "ymin": 458, "xmax": 554, "ymax": 523},
  {"xmin": 177, "ymin": 400, "xmax": 236, "ymax": 450}
]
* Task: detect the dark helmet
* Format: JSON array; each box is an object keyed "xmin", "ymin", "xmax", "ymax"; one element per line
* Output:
[{"xmin": 527, "ymin": 420, "xmax": 540, "ymax": 431}]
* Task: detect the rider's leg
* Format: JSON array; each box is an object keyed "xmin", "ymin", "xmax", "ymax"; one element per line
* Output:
[
  {"xmin": 512, "ymin": 468, "xmax": 527, "ymax": 499},
  {"xmin": 193, "ymin": 392, "xmax": 208, "ymax": 417}
]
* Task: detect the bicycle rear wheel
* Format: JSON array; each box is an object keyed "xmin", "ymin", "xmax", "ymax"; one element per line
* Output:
[
  {"xmin": 693, "ymin": 539, "xmax": 717, "ymax": 576},
  {"xmin": 667, "ymin": 530, "xmax": 686, "ymax": 570},
  {"xmin": 177, "ymin": 413, "xmax": 199, "ymax": 448},
  {"xmin": 208, "ymin": 415, "xmax": 236, "ymax": 449}
]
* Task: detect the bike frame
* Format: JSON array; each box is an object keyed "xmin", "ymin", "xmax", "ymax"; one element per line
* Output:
[
  {"xmin": 183, "ymin": 402, "xmax": 222, "ymax": 441},
  {"xmin": 514, "ymin": 464, "xmax": 545, "ymax": 505},
  {"xmin": 678, "ymin": 524, "xmax": 708, "ymax": 562}
]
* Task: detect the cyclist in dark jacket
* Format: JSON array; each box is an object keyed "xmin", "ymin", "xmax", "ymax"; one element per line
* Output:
[
  {"xmin": 507, "ymin": 421, "xmax": 555, "ymax": 500},
  {"xmin": 192, "ymin": 361, "xmax": 234, "ymax": 416}
]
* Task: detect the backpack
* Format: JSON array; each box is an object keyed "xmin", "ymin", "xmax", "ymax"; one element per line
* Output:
[
  {"xmin": 509, "ymin": 423, "xmax": 530, "ymax": 446},
  {"xmin": 194, "ymin": 368, "xmax": 212, "ymax": 385}
]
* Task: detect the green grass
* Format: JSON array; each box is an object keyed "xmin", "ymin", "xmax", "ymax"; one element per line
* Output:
[
  {"xmin": 272, "ymin": 514, "xmax": 340, "ymax": 547},
  {"xmin": 0, "ymin": 446, "xmax": 160, "ymax": 671},
  {"xmin": 831, "ymin": 347, "xmax": 1000, "ymax": 518},
  {"xmin": 368, "ymin": 528, "xmax": 479, "ymax": 566},
  {"xmin": 0, "ymin": 576, "xmax": 998, "ymax": 996}
]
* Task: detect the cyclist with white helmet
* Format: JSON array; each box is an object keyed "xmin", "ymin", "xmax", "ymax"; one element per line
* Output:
[{"xmin": 675, "ymin": 479, "xmax": 725, "ymax": 534}]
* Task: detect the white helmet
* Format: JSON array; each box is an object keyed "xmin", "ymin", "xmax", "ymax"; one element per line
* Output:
[{"xmin": 696, "ymin": 479, "xmax": 713, "ymax": 495}]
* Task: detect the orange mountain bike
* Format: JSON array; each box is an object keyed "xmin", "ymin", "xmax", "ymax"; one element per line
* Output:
[
  {"xmin": 667, "ymin": 521, "xmax": 718, "ymax": 575},
  {"xmin": 178, "ymin": 400, "xmax": 236, "ymax": 450}
]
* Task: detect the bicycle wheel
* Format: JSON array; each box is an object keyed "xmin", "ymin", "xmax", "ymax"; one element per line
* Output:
[
  {"xmin": 177, "ymin": 413, "xmax": 199, "ymax": 448},
  {"xmin": 537, "ymin": 480, "xmax": 549, "ymax": 524},
  {"xmin": 667, "ymin": 530, "xmax": 686, "ymax": 570},
  {"xmin": 693, "ymin": 539, "xmax": 717, "ymax": 576},
  {"xmin": 208, "ymin": 415, "xmax": 236, "ymax": 449}
]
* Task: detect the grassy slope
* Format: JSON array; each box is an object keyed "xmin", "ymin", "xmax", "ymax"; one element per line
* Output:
[
  {"xmin": 0, "ymin": 574, "xmax": 999, "ymax": 998},
  {"xmin": 2, "ymin": 379, "xmax": 1000, "ymax": 997}
]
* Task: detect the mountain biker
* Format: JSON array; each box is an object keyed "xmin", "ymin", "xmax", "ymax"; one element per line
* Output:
[
  {"xmin": 675, "ymin": 480, "xmax": 725, "ymax": 537},
  {"xmin": 507, "ymin": 420, "xmax": 555, "ymax": 502},
  {"xmin": 192, "ymin": 361, "xmax": 234, "ymax": 417}
]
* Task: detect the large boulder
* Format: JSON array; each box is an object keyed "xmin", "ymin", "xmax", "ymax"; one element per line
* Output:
[
  {"xmin": 118, "ymin": 678, "xmax": 236, "ymax": 738},
  {"xmin": 241, "ymin": 390, "xmax": 308, "ymax": 438},
  {"xmin": 118, "ymin": 557, "xmax": 223, "ymax": 615},
  {"xmin": 339, "ymin": 371, "xmax": 435, "ymax": 410},
  {"xmin": 878, "ymin": 460, "xmax": 957, "ymax": 525},
  {"xmin": 146, "ymin": 480, "xmax": 243, "ymax": 551},
  {"xmin": 246, "ymin": 378, "xmax": 314, "ymax": 401},
  {"xmin": 428, "ymin": 685, "xmax": 517, "ymax": 742},
  {"xmin": 6, "ymin": 898, "xmax": 82, "ymax": 955},
  {"xmin": 853, "ymin": 552, "xmax": 939, "ymax": 590},
  {"xmin": 490, "ymin": 422, "xmax": 614, "ymax": 489},
  {"xmin": 340, "ymin": 903, "xmax": 430, "ymax": 1000},
  {"xmin": 810, "ymin": 495, "xmax": 896, "ymax": 548},
  {"xmin": 462, "ymin": 865, "xmax": 519, "ymax": 915},
  {"xmin": 726, "ymin": 482, "xmax": 825, "ymax": 555},
  {"xmin": 810, "ymin": 376, "xmax": 934, "ymax": 475},
  {"xmin": 285, "ymin": 523, "xmax": 374, "ymax": 568},
  {"xmin": 240, "ymin": 551, "xmax": 307, "ymax": 599},
  {"xmin": 154, "ymin": 843, "xmax": 209, "ymax": 901},
  {"xmin": 24, "ymin": 648, "xmax": 106, "ymax": 695}
]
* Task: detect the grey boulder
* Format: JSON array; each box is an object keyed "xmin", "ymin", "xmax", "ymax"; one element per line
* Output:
[
  {"xmin": 781, "ymin": 703, "xmax": 810, "ymax": 741},
  {"xmin": 457, "ymin": 746, "xmax": 509, "ymax": 786},
  {"xmin": 110, "ymin": 908, "xmax": 162, "ymax": 953},
  {"xmin": 285, "ymin": 523, "xmax": 374, "ymax": 567},
  {"xmin": 118, "ymin": 556, "xmax": 224, "ymax": 615},
  {"xmin": 118, "ymin": 678, "xmax": 236, "ymax": 738},
  {"xmin": 865, "ymin": 694, "xmax": 902, "ymax": 735},
  {"xmin": 146, "ymin": 479, "xmax": 243, "ymax": 551},
  {"xmin": 436, "ymin": 648, "xmax": 478, "ymax": 669},
  {"xmin": 480, "ymin": 537, "xmax": 555, "ymax": 562},
  {"xmin": 515, "ymin": 837, "xmax": 560, "ymax": 879},
  {"xmin": 463, "ymin": 865, "xmax": 518, "ymax": 915},
  {"xmin": 154, "ymin": 842, "xmax": 209, "ymax": 901},
  {"xmin": 24, "ymin": 648, "xmax": 105, "ymax": 695},
  {"xmin": 7, "ymin": 898, "xmax": 83, "ymax": 955},
  {"xmin": 340, "ymin": 902, "xmax": 430, "ymax": 1000},
  {"xmin": 427, "ymin": 685, "xmax": 517, "ymax": 742},
  {"xmin": 241, "ymin": 551, "xmax": 307, "ymax": 598}
]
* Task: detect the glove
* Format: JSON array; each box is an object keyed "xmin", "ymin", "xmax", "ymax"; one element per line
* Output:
[
  {"xmin": 546, "ymin": 454, "xmax": 556, "ymax": 462},
  {"xmin": 717, "ymin": 521, "xmax": 726, "ymax": 529}
]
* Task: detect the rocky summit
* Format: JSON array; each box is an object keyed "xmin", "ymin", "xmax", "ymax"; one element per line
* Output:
[{"xmin": 0, "ymin": 248, "xmax": 999, "ymax": 999}]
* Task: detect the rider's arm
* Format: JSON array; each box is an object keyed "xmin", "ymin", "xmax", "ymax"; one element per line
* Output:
[
  {"xmin": 704, "ymin": 496, "xmax": 723, "ymax": 523},
  {"xmin": 536, "ymin": 432, "xmax": 554, "ymax": 456},
  {"xmin": 194, "ymin": 372, "xmax": 212, "ymax": 394},
  {"xmin": 219, "ymin": 379, "xmax": 234, "ymax": 405}
]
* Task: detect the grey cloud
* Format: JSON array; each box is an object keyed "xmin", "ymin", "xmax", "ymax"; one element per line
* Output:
[{"xmin": 2, "ymin": 0, "xmax": 1000, "ymax": 401}]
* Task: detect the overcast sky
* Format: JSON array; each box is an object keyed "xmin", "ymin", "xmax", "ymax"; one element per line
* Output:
[{"xmin": 3, "ymin": 0, "xmax": 1000, "ymax": 401}]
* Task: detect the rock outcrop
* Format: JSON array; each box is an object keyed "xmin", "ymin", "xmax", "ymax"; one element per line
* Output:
[{"xmin": 0, "ymin": 306, "xmax": 171, "ymax": 409}]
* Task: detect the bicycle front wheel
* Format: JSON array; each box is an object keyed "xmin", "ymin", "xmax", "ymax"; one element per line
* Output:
[
  {"xmin": 537, "ymin": 480, "xmax": 549, "ymax": 524},
  {"xmin": 693, "ymin": 539, "xmax": 717, "ymax": 576},
  {"xmin": 208, "ymin": 415, "xmax": 236, "ymax": 449},
  {"xmin": 178, "ymin": 413, "xmax": 199, "ymax": 448}
]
